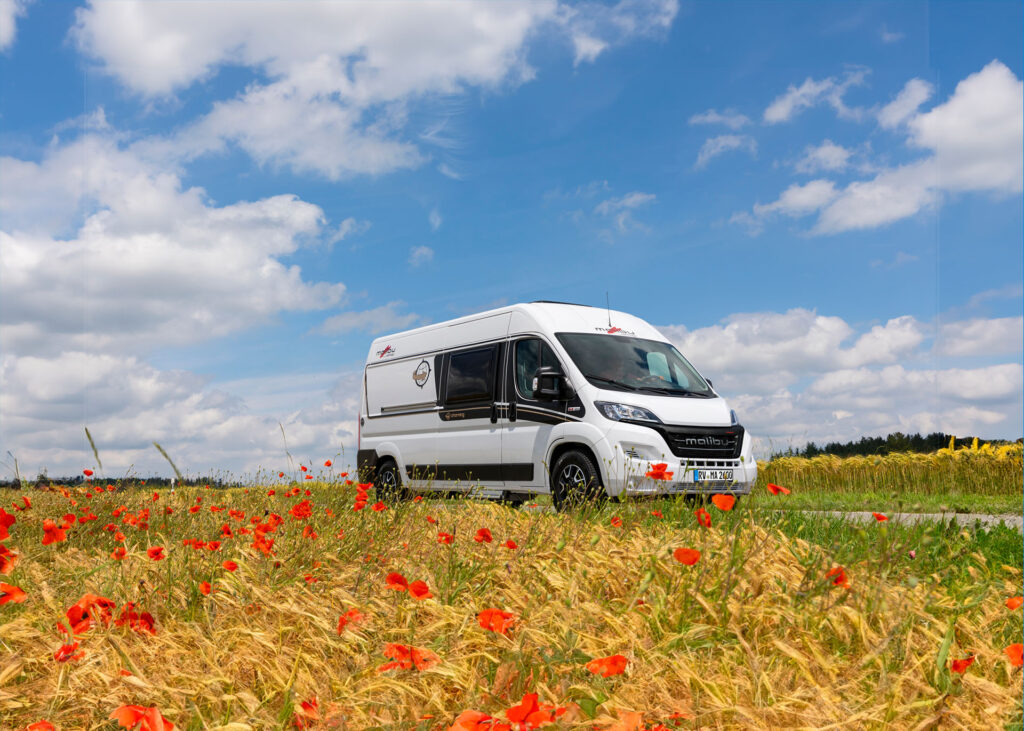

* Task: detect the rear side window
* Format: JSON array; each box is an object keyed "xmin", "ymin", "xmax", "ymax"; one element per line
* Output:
[
  {"xmin": 445, "ymin": 346, "xmax": 496, "ymax": 404},
  {"xmin": 515, "ymin": 339, "xmax": 561, "ymax": 399}
]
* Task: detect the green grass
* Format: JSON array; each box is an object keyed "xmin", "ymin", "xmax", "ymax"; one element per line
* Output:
[{"xmin": 745, "ymin": 488, "xmax": 1022, "ymax": 515}]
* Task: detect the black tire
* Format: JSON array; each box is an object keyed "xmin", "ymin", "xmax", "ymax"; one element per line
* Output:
[
  {"xmin": 374, "ymin": 459, "xmax": 409, "ymax": 504},
  {"xmin": 550, "ymin": 449, "xmax": 606, "ymax": 512}
]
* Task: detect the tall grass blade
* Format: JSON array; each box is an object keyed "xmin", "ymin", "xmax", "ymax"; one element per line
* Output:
[
  {"xmin": 84, "ymin": 426, "xmax": 102, "ymax": 470},
  {"xmin": 152, "ymin": 441, "xmax": 184, "ymax": 482}
]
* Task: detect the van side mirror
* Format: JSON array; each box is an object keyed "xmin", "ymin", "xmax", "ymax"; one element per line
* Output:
[{"xmin": 532, "ymin": 366, "xmax": 570, "ymax": 401}]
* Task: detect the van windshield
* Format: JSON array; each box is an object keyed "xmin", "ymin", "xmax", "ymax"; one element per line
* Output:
[{"xmin": 555, "ymin": 332, "xmax": 714, "ymax": 397}]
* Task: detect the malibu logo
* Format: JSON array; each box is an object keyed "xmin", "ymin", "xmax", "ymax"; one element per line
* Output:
[
  {"xmin": 681, "ymin": 436, "xmax": 731, "ymax": 447},
  {"xmin": 594, "ymin": 326, "xmax": 635, "ymax": 335},
  {"xmin": 376, "ymin": 345, "xmax": 396, "ymax": 359}
]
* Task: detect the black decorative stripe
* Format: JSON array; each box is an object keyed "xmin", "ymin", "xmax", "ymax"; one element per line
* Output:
[{"xmin": 405, "ymin": 463, "xmax": 534, "ymax": 482}]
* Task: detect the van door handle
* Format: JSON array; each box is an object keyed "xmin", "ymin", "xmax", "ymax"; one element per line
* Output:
[
  {"xmin": 490, "ymin": 402, "xmax": 497, "ymax": 424},
  {"xmin": 509, "ymin": 400, "xmax": 516, "ymax": 422}
]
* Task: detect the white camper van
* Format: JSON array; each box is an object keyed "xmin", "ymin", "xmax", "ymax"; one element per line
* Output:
[{"xmin": 357, "ymin": 301, "xmax": 755, "ymax": 509}]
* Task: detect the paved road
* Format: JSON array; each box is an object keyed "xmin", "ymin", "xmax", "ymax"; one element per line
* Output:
[{"xmin": 784, "ymin": 510, "xmax": 1022, "ymax": 531}]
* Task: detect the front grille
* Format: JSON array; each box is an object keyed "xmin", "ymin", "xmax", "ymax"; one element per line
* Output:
[{"xmin": 654, "ymin": 425, "xmax": 744, "ymax": 459}]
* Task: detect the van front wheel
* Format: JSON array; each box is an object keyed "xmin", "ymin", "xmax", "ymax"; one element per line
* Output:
[
  {"xmin": 374, "ymin": 460, "xmax": 409, "ymax": 504},
  {"xmin": 550, "ymin": 450, "xmax": 605, "ymax": 512}
]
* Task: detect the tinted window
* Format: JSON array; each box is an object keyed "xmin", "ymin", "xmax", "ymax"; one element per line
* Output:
[
  {"xmin": 446, "ymin": 347, "xmax": 496, "ymax": 404},
  {"xmin": 515, "ymin": 339, "xmax": 560, "ymax": 399}
]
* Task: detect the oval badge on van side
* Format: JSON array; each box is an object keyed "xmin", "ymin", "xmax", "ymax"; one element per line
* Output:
[{"xmin": 413, "ymin": 359, "xmax": 431, "ymax": 388}]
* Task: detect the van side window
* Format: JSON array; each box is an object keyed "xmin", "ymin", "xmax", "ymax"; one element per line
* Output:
[
  {"xmin": 445, "ymin": 346, "xmax": 496, "ymax": 404},
  {"xmin": 515, "ymin": 339, "xmax": 560, "ymax": 400}
]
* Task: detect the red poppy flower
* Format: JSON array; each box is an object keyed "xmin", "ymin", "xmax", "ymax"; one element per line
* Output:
[
  {"xmin": 199, "ymin": 582, "xmax": 212, "ymax": 596},
  {"xmin": 293, "ymin": 696, "xmax": 320, "ymax": 729},
  {"xmin": 413, "ymin": 495, "xmax": 423, "ymax": 502},
  {"xmin": 610, "ymin": 516, "xmax": 623, "ymax": 528},
  {"xmin": 115, "ymin": 602, "xmax": 157, "ymax": 634},
  {"xmin": 409, "ymin": 580, "xmax": 433, "ymax": 600},
  {"xmin": 278, "ymin": 472, "xmax": 285, "ymax": 478},
  {"xmin": 437, "ymin": 532, "xmax": 454, "ymax": 545},
  {"xmin": 426, "ymin": 515, "xmax": 437, "ymax": 524},
  {"xmin": 13, "ymin": 495, "xmax": 30, "ymax": 511},
  {"xmin": 503, "ymin": 692, "xmax": 571, "ymax": 727},
  {"xmin": 673, "ymin": 547, "xmax": 701, "ymax": 565},
  {"xmin": 950, "ymin": 655, "xmax": 975, "ymax": 673},
  {"xmin": 304, "ymin": 474, "xmax": 313, "ymax": 480},
  {"xmin": 302, "ymin": 525, "xmax": 318, "ymax": 540},
  {"xmin": 42, "ymin": 519, "xmax": 67, "ymax": 545},
  {"xmin": 766, "ymin": 482, "xmax": 791, "ymax": 495},
  {"xmin": 110, "ymin": 704, "xmax": 175, "ymax": 730},
  {"xmin": 27, "ymin": 722, "xmax": 56, "ymax": 731},
  {"xmin": 503, "ymin": 539, "xmax": 518, "ymax": 550},
  {"xmin": 222, "ymin": 560, "xmax": 238, "ymax": 572},
  {"xmin": 477, "ymin": 608, "xmax": 517, "ymax": 635},
  {"xmin": 1005, "ymin": 643, "xmax": 1023, "ymax": 667},
  {"xmin": 324, "ymin": 460, "xmax": 332, "ymax": 467},
  {"xmin": 299, "ymin": 465, "xmax": 308, "ymax": 472},
  {"xmin": 474, "ymin": 527, "xmax": 493, "ymax": 543},
  {"xmin": 645, "ymin": 463, "xmax": 674, "ymax": 480},
  {"xmin": 872, "ymin": 512, "xmax": 888, "ymax": 522},
  {"xmin": 0, "ymin": 507, "xmax": 15, "ymax": 540},
  {"xmin": 1005, "ymin": 596, "xmax": 1023, "ymax": 610},
  {"xmin": 386, "ymin": 572, "xmax": 408, "ymax": 591},
  {"xmin": 694, "ymin": 508, "xmax": 711, "ymax": 528},
  {"xmin": 0, "ymin": 547, "xmax": 16, "ymax": 577},
  {"xmin": 650, "ymin": 510, "xmax": 663, "ymax": 519},
  {"xmin": 83, "ymin": 469, "xmax": 93, "ymax": 477},
  {"xmin": 337, "ymin": 607, "xmax": 365, "ymax": 634},
  {"xmin": 825, "ymin": 566, "xmax": 850, "ymax": 589},
  {"xmin": 147, "ymin": 546, "xmax": 165, "ymax": 561},
  {"xmin": 377, "ymin": 643, "xmax": 440, "ymax": 672},
  {"xmin": 66, "ymin": 593, "xmax": 115, "ymax": 634},
  {"xmin": 54, "ymin": 641, "xmax": 84, "ymax": 663},
  {"xmin": 371, "ymin": 501, "xmax": 386, "ymax": 512},
  {"xmin": 111, "ymin": 546, "xmax": 126, "ymax": 560},
  {"xmin": 585, "ymin": 653, "xmax": 628, "ymax": 677},
  {"xmin": 711, "ymin": 494, "xmax": 735, "ymax": 511},
  {"xmin": 0, "ymin": 583, "xmax": 27, "ymax": 605}
]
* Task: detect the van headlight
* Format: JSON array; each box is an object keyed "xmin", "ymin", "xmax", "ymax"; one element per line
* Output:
[{"xmin": 595, "ymin": 401, "xmax": 662, "ymax": 423}]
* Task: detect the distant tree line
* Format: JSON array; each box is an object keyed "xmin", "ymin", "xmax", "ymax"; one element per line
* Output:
[
  {"xmin": 772, "ymin": 432, "xmax": 1022, "ymax": 460},
  {"xmin": 0, "ymin": 475, "xmax": 239, "ymax": 490}
]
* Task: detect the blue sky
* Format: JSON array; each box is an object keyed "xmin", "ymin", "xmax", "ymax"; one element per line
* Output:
[{"xmin": 0, "ymin": 0, "xmax": 1020, "ymax": 477}]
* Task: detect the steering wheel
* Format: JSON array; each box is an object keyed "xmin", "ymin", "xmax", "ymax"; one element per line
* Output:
[{"xmin": 635, "ymin": 374, "xmax": 671, "ymax": 386}]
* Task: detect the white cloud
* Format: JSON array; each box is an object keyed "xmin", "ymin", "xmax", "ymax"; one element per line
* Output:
[
  {"xmin": 408, "ymin": 245, "xmax": 435, "ymax": 267},
  {"xmin": 742, "ymin": 61, "xmax": 1023, "ymax": 236},
  {"xmin": 877, "ymin": 78, "xmax": 933, "ymax": 129},
  {"xmin": 869, "ymin": 251, "xmax": 918, "ymax": 269},
  {"xmin": 751, "ymin": 179, "xmax": 838, "ymax": 219},
  {"xmin": 688, "ymin": 108, "xmax": 750, "ymax": 130},
  {"xmin": 428, "ymin": 208, "xmax": 442, "ymax": 231},
  {"xmin": 72, "ymin": 0, "xmax": 678, "ymax": 179},
  {"xmin": 594, "ymin": 190, "xmax": 656, "ymax": 232},
  {"xmin": 694, "ymin": 134, "xmax": 757, "ymax": 169},
  {"xmin": 659, "ymin": 308, "xmax": 1022, "ymax": 453},
  {"xmin": 0, "ymin": 353, "xmax": 363, "ymax": 478},
  {"xmin": 880, "ymin": 25, "xmax": 904, "ymax": 44},
  {"xmin": 0, "ymin": 0, "xmax": 28, "ymax": 51},
  {"xmin": 763, "ymin": 68, "xmax": 868, "ymax": 123},
  {"xmin": 316, "ymin": 301, "xmax": 419, "ymax": 336},
  {"xmin": 935, "ymin": 316, "xmax": 1024, "ymax": 357},
  {"xmin": 562, "ymin": 0, "xmax": 678, "ymax": 66},
  {"xmin": 329, "ymin": 217, "xmax": 371, "ymax": 245},
  {"xmin": 794, "ymin": 140, "xmax": 851, "ymax": 173},
  {"xmin": 0, "ymin": 135, "xmax": 344, "ymax": 358}
]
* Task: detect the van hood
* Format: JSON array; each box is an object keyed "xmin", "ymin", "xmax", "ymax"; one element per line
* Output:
[{"xmin": 587, "ymin": 388, "xmax": 733, "ymax": 427}]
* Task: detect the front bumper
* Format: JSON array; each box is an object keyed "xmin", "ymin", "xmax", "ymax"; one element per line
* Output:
[{"xmin": 596, "ymin": 421, "xmax": 757, "ymax": 497}]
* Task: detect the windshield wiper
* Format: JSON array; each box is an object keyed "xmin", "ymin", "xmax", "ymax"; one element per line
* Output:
[
  {"xmin": 583, "ymin": 374, "xmax": 642, "ymax": 391},
  {"xmin": 635, "ymin": 385, "xmax": 711, "ymax": 398}
]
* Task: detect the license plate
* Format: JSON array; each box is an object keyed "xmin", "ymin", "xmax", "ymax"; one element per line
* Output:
[{"xmin": 694, "ymin": 469, "xmax": 733, "ymax": 482}]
